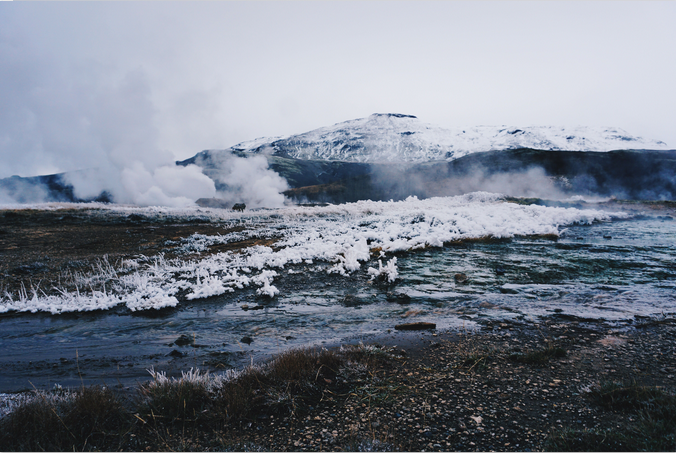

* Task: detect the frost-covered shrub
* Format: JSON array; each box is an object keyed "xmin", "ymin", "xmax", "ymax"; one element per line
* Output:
[{"xmin": 367, "ymin": 257, "xmax": 398, "ymax": 283}]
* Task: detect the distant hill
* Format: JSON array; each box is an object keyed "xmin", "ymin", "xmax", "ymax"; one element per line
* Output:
[
  {"xmin": 2, "ymin": 114, "xmax": 674, "ymax": 205},
  {"xmin": 275, "ymin": 149, "xmax": 676, "ymax": 203},
  {"xmin": 224, "ymin": 113, "xmax": 669, "ymax": 163},
  {"xmin": 0, "ymin": 172, "xmax": 111, "ymax": 204}
]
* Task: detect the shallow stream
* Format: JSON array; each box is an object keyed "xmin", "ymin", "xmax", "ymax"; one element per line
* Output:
[{"xmin": 1, "ymin": 214, "xmax": 675, "ymax": 392}]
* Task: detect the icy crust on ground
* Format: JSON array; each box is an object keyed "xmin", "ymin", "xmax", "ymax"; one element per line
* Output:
[{"xmin": 0, "ymin": 193, "xmax": 630, "ymax": 314}]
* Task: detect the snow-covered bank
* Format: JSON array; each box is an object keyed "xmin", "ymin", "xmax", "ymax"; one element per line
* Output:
[{"xmin": 0, "ymin": 193, "xmax": 629, "ymax": 314}]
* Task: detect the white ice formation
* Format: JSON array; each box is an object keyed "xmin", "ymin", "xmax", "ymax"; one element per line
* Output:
[{"xmin": 0, "ymin": 193, "xmax": 629, "ymax": 314}]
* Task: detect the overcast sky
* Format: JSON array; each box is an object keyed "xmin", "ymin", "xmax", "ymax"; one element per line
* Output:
[{"xmin": 1, "ymin": 1, "xmax": 675, "ymax": 179}]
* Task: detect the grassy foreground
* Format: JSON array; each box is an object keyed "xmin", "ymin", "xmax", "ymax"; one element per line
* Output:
[
  {"xmin": 1, "ymin": 324, "xmax": 675, "ymax": 452},
  {"xmin": 0, "ymin": 344, "xmax": 395, "ymax": 451}
]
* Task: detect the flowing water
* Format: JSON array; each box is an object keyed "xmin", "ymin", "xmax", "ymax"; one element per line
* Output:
[{"xmin": 1, "ymin": 210, "xmax": 675, "ymax": 392}]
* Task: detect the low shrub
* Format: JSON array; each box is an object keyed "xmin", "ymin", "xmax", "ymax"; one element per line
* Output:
[
  {"xmin": 140, "ymin": 369, "xmax": 212, "ymax": 423},
  {"xmin": 0, "ymin": 386, "xmax": 130, "ymax": 452},
  {"xmin": 509, "ymin": 344, "xmax": 566, "ymax": 365}
]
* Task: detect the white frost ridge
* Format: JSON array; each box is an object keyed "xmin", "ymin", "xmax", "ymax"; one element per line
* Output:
[{"xmin": 0, "ymin": 193, "xmax": 629, "ymax": 314}]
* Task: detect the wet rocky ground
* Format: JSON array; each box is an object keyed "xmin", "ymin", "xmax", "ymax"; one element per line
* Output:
[
  {"xmin": 215, "ymin": 317, "xmax": 675, "ymax": 451},
  {"xmin": 1, "ymin": 201, "xmax": 675, "ymax": 451}
]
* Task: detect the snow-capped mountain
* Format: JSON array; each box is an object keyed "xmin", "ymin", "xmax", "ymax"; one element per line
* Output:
[{"xmin": 229, "ymin": 113, "xmax": 669, "ymax": 163}]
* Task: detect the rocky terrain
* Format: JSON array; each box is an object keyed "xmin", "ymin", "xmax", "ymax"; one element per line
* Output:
[
  {"xmin": 2, "ymin": 315, "xmax": 674, "ymax": 452},
  {"xmin": 219, "ymin": 318, "xmax": 676, "ymax": 452}
]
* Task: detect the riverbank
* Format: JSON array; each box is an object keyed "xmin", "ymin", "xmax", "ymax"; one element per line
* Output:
[{"xmin": 2, "ymin": 315, "xmax": 674, "ymax": 451}]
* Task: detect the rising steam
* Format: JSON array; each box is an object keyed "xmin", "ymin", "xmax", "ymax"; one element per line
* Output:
[
  {"xmin": 0, "ymin": 47, "xmax": 287, "ymax": 207},
  {"xmin": 193, "ymin": 151, "xmax": 289, "ymax": 208}
]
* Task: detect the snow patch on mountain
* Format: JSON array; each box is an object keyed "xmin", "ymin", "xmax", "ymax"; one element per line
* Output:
[{"xmin": 228, "ymin": 113, "xmax": 670, "ymax": 163}]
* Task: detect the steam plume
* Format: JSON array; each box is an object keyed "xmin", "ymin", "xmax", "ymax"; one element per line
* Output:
[{"xmin": 194, "ymin": 151, "xmax": 289, "ymax": 208}]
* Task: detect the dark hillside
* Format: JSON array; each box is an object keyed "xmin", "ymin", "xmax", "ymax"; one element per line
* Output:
[
  {"xmin": 3, "ymin": 149, "xmax": 675, "ymax": 204},
  {"xmin": 284, "ymin": 149, "xmax": 676, "ymax": 203}
]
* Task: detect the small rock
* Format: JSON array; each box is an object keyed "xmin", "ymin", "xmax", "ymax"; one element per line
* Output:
[
  {"xmin": 342, "ymin": 294, "xmax": 363, "ymax": 307},
  {"xmin": 479, "ymin": 301, "xmax": 498, "ymax": 309},
  {"xmin": 454, "ymin": 273, "xmax": 469, "ymax": 284},
  {"xmin": 395, "ymin": 322, "xmax": 436, "ymax": 331},
  {"xmin": 386, "ymin": 292, "xmax": 411, "ymax": 304},
  {"xmin": 174, "ymin": 334, "xmax": 194, "ymax": 346},
  {"xmin": 167, "ymin": 349, "xmax": 185, "ymax": 358}
]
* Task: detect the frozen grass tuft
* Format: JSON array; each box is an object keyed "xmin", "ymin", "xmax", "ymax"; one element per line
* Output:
[
  {"xmin": 0, "ymin": 385, "xmax": 130, "ymax": 451},
  {"xmin": 367, "ymin": 257, "xmax": 398, "ymax": 283}
]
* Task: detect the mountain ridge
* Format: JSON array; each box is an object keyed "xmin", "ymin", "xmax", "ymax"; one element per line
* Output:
[
  {"xmin": 2, "ymin": 114, "xmax": 674, "ymax": 205},
  {"xmin": 227, "ymin": 113, "xmax": 669, "ymax": 163}
]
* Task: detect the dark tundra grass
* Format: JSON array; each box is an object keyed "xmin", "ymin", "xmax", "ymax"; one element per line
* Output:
[
  {"xmin": 0, "ymin": 345, "xmax": 384, "ymax": 452},
  {"xmin": 2, "ymin": 319, "xmax": 675, "ymax": 452},
  {"xmin": 509, "ymin": 343, "xmax": 567, "ymax": 366},
  {"xmin": 546, "ymin": 381, "xmax": 676, "ymax": 451},
  {"xmin": 0, "ymin": 386, "xmax": 131, "ymax": 451}
]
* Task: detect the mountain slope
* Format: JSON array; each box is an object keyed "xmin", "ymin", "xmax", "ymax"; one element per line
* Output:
[
  {"xmin": 229, "ymin": 113, "xmax": 669, "ymax": 163},
  {"xmin": 281, "ymin": 149, "xmax": 676, "ymax": 203},
  {"xmin": 2, "ymin": 114, "xmax": 673, "ymax": 205}
]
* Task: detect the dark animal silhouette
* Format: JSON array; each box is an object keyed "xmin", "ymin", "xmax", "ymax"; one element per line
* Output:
[{"xmin": 232, "ymin": 203, "xmax": 246, "ymax": 212}]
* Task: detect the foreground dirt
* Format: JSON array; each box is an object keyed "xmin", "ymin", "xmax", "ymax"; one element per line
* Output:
[{"xmin": 138, "ymin": 318, "xmax": 674, "ymax": 452}]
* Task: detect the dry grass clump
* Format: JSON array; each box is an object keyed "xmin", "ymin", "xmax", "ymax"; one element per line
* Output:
[
  {"xmin": 0, "ymin": 386, "xmax": 130, "ymax": 452},
  {"xmin": 451, "ymin": 331, "xmax": 497, "ymax": 371},
  {"xmin": 0, "ymin": 397, "xmax": 65, "ymax": 451},
  {"xmin": 137, "ymin": 349, "xmax": 334, "ymax": 425},
  {"xmin": 509, "ymin": 343, "xmax": 567, "ymax": 365},
  {"xmin": 140, "ymin": 368, "xmax": 213, "ymax": 423},
  {"xmin": 0, "ymin": 344, "xmax": 397, "ymax": 451},
  {"xmin": 209, "ymin": 347, "xmax": 343, "ymax": 422},
  {"xmin": 587, "ymin": 380, "xmax": 670, "ymax": 412},
  {"xmin": 340, "ymin": 342, "xmax": 398, "ymax": 368},
  {"xmin": 546, "ymin": 381, "xmax": 676, "ymax": 451}
]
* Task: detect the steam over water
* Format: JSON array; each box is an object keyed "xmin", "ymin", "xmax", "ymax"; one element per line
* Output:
[{"xmin": 0, "ymin": 194, "xmax": 674, "ymax": 391}]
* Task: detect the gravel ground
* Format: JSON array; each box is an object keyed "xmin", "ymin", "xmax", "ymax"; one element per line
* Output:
[{"xmin": 213, "ymin": 317, "xmax": 675, "ymax": 451}]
